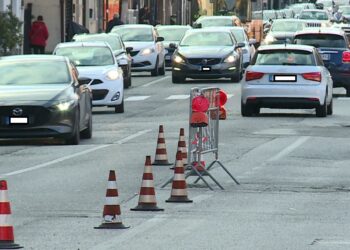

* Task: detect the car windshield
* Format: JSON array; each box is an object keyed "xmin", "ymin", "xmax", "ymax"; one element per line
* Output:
[
  {"xmin": 72, "ymin": 35, "xmax": 122, "ymax": 50},
  {"xmin": 0, "ymin": 60, "xmax": 70, "ymax": 85},
  {"xmin": 111, "ymin": 27, "xmax": 153, "ymax": 42},
  {"xmin": 271, "ymin": 21, "xmax": 304, "ymax": 32},
  {"xmin": 294, "ymin": 34, "xmax": 346, "ymax": 48},
  {"xmin": 299, "ymin": 11, "xmax": 328, "ymax": 20},
  {"xmin": 157, "ymin": 28, "xmax": 189, "ymax": 41},
  {"xmin": 198, "ymin": 18, "xmax": 234, "ymax": 27},
  {"xmin": 180, "ymin": 32, "xmax": 233, "ymax": 46},
  {"xmin": 56, "ymin": 46, "xmax": 114, "ymax": 66},
  {"xmin": 255, "ymin": 50, "xmax": 315, "ymax": 66},
  {"xmin": 339, "ymin": 6, "xmax": 350, "ymax": 15},
  {"xmin": 230, "ymin": 29, "xmax": 245, "ymax": 43},
  {"xmin": 321, "ymin": 1, "xmax": 333, "ymax": 7}
]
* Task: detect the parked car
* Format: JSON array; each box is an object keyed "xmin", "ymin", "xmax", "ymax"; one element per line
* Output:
[
  {"xmin": 339, "ymin": 5, "xmax": 350, "ymax": 21},
  {"xmin": 156, "ymin": 25, "xmax": 192, "ymax": 67},
  {"xmin": 294, "ymin": 28, "xmax": 350, "ymax": 96},
  {"xmin": 193, "ymin": 15, "xmax": 242, "ymax": 28},
  {"xmin": 54, "ymin": 41, "xmax": 125, "ymax": 113},
  {"xmin": 72, "ymin": 33, "xmax": 132, "ymax": 89},
  {"xmin": 241, "ymin": 44, "xmax": 333, "ymax": 117},
  {"xmin": 171, "ymin": 29, "xmax": 244, "ymax": 83},
  {"xmin": 0, "ymin": 55, "xmax": 92, "ymax": 144},
  {"xmin": 263, "ymin": 19, "xmax": 306, "ymax": 44},
  {"xmin": 299, "ymin": 9, "xmax": 332, "ymax": 27},
  {"xmin": 111, "ymin": 24, "xmax": 166, "ymax": 76}
]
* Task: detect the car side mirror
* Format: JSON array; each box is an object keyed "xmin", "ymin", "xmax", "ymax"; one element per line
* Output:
[
  {"xmin": 249, "ymin": 39, "xmax": 257, "ymax": 45},
  {"xmin": 126, "ymin": 47, "xmax": 133, "ymax": 53},
  {"xmin": 169, "ymin": 43, "xmax": 178, "ymax": 49},
  {"xmin": 78, "ymin": 77, "xmax": 90, "ymax": 86},
  {"xmin": 156, "ymin": 37, "xmax": 164, "ymax": 42},
  {"xmin": 235, "ymin": 42, "xmax": 245, "ymax": 50},
  {"xmin": 193, "ymin": 23, "xmax": 202, "ymax": 29}
]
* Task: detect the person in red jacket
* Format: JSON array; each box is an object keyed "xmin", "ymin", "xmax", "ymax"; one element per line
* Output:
[{"xmin": 29, "ymin": 15, "xmax": 49, "ymax": 54}]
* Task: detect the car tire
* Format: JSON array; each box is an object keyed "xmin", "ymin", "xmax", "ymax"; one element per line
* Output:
[
  {"xmin": 80, "ymin": 110, "xmax": 92, "ymax": 139},
  {"xmin": 159, "ymin": 59, "xmax": 165, "ymax": 75},
  {"xmin": 316, "ymin": 99, "xmax": 327, "ymax": 117},
  {"xmin": 346, "ymin": 87, "xmax": 350, "ymax": 97},
  {"xmin": 231, "ymin": 73, "xmax": 240, "ymax": 83},
  {"xmin": 151, "ymin": 57, "xmax": 159, "ymax": 76},
  {"xmin": 172, "ymin": 74, "xmax": 185, "ymax": 84},
  {"xmin": 115, "ymin": 99, "xmax": 124, "ymax": 113},
  {"xmin": 66, "ymin": 111, "xmax": 80, "ymax": 145},
  {"xmin": 327, "ymin": 99, "xmax": 333, "ymax": 115},
  {"xmin": 124, "ymin": 75, "xmax": 131, "ymax": 89},
  {"xmin": 241, "ymin": 101, "xmax": 253, "ymax": 117}
]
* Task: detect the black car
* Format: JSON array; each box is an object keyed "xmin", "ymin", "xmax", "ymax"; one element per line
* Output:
[
  {"xmin": 171, "ymin": 29, "xmax": 244, "ymax": 83},
  {"xmin": 0, "ymin": 55, "xmax": 92, "ymax": 145}
]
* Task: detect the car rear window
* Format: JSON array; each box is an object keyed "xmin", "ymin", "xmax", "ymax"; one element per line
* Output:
[
  {"xmin": 254, "ymin": 49, "xmax": 316, "ymax": 66},
  {"xmin": 294, "ymin": 34, "xmax": 346, "ymax": 48}
]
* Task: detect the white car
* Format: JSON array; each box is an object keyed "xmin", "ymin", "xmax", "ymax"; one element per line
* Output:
[
  {"xmin": 241, "ymin": 44, "xmax": 333, "ymax": 117},
  {"xmin": 111, "ymin": 24, "xmax": 166, "ymax": 76},
  {"xmin": 54, "ymin": 41, "xmax": 124, "ymax": 113}
]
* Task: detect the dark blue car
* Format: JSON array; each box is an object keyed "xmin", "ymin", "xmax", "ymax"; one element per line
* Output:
[{"xmin": 294, "ymin": 28, "xmax": 350, "ymax": 96}]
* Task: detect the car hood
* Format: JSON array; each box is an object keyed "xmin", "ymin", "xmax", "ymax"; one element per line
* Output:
[
  {"xmin": 177, "ymin": 46, "xmax": 233, "ymax": 58},
  {"xmin": 122, "ymin": 42, "xmax": 155, "ymax": 51},
  {"xmin": 77, "ymin": 65, "xmax": 118, "ymax": 77},
  {"xmin": 0, "ymin": 85, "xmax": 73, "ymax": 103}
]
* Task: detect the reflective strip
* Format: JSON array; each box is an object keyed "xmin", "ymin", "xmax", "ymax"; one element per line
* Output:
[
  {"xmin": 141, "ymin": 180, "xmax": 155, "ymax": 187},
  {"xmin": 171, "ymin": 189, "xmax": 188, "ymax": 196},
  {"xmin": 156, "ymin": 144, "xmax": 166, "ymax": 149},
  {"xmin": 173, "ymin": 174, "xmax": 185, "ymax": 181},
  {"xmin": 179, "ymin": 136, "xmax": 185, "ymax": 141},
  {"xmin": 155, "ymin": 155, "xmax": 168, "ymax": 160},
  {"xmin": 158, "ymin": 133, "xmax": 164, "ymax": 138},
  {"xmin": 107, "ymin": 181, "xmax": 117, "ymax": 190},
  {"xmin": 103, "ymin": 215, "xmax": 122, "ymax": 223},
  {"xmin": 143, "ymin": 166, "xmax": 153, "ymax": 173},
  {"xmin": 0, "ymin": 214, "xmax": 12, "ymax": 226},
  {"xmin": 139, "ymin": 195, "xmax": 156, "ymax": 203},
  {"xmin": 0, "ymin": 191, "xmax": 8, "ymax": 202},
  {"xmin": 105, "ymin": 196, "xmax": 120, "ymax": 205}
]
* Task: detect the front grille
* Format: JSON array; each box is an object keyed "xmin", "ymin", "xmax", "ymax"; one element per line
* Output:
[
  {"xmin": 132, "ymin": 61, "xmax": 152, "ymax": 67},
  {"xmin": 188, "ymin": 58, "xmax": 221, "ymax": 65},
  {"xmin": 92, "ymin": 89, "xmax": 109, "ymax": 101},
  {"xmin": 90, "ymin": 79, "xmax": 103, "ymax": 85},
  {"xmin": 0, "ymin": 106, "xmax": 51, "ymax": 127},
  {"xmin": 130, "ymin": 51, "xmax": 139, "ymax": 57}
]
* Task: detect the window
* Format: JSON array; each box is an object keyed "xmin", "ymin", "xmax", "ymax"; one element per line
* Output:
[{"xmin": 254, "ymin": 50, "xmax": 316, "ymax": 66}]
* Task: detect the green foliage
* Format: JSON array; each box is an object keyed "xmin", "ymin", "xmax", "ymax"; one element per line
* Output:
[{"xmin": 0, "ymin": 6, "xmax": 22, "ymax": 55}]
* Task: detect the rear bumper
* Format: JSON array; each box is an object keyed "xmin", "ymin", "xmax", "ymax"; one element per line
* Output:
[
  {"xmin": 328, "ymin": 66, "xmax": 350, "ymax": 88},
  {"xmin": 245, "ymin": 97, "xmax": 321, "ymax": 109}
]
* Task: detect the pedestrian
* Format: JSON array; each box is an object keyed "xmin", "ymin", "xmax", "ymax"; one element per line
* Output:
[
  {"xmin": 29, "ymin": 15, "xmax": 49, "ymax": 54},
  {"xmin": 139, "ymin": 5, "xmax": 150, "ymax": 24},
  {"xmin": 248, "ymin": 19, "xmax": 263, "ymax": 48},
  {"xmin": 106, "ymin": 13, "xmax": 124, "ymax": 33}
]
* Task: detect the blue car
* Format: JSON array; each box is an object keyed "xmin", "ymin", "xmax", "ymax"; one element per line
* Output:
[{"xmin": 294, "ymin": 28, "xmax": 350, "ymax": 96}]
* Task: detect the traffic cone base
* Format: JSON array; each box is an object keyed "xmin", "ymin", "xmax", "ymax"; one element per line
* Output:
[
  {"xmin": 0, "ymin": 241, "xmax": 23, "ymax": 249},
  {"xmin": 131, "ymin": 204, "xmax": 164, "ymax": 211},
  {"xmin": 94, "ymin": 222, "xmax": 130, "ymax": 229},
  {"xmin": 166, "ymin": 196, "xmax": 193, "ymax": 203},
  {"xmin": 153, "ymin": 160, "xmax": 173, "ymax": 166}
]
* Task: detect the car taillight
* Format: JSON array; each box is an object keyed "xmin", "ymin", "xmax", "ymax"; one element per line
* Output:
[
  {"xmin": 246, "ymin": 71, "xmax": 264, "ymax": 81},
  {"xmin": 343, "ymin": 51, "xmax": 350, "ymax": 63},
  {"xmin": 302, "ymin": 72, "xmax": 321, "ymax": 82}
]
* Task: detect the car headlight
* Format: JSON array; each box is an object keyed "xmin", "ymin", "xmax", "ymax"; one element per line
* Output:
[
  {"xmin": 265, "ymin": 34, "xmax": 276, "ymax": 44},
  {"xmin": 56, "ymin": 100, "xmax": 76, "ymax": 111},
  {"xmin": 141, "ymin": 48, "xmax": 155, "ymax": 56},
  {"xmin": 224, "ymin": 55, "xmax": 235, "ymax": 63},
  {"xmin": 173, "ymin": 55, "xmax": 185, "ymax": 64},
  {"xmin": 106, "ymin": 69, "xmax": 120, "ymax": 80}
]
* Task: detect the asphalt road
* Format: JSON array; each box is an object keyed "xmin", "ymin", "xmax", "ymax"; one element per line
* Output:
[{"xmin": 1, "ymin": 71, "xmax": 350, "ymax": 249}]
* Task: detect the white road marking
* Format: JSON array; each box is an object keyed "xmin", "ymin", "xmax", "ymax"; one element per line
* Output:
[
  {"xmin": 268, "ymin": 136, "xmax": 310, "ymax": 162},
  {"xmin": 125, "ymin": 96, "xmax": 150, "ymax": 101},
  {"xmin": 0, "ymin": 129, "xmax": 152, "ymax": 177},
  {"xmin": 337, "ymin": 97, "xmax": 350, "ymax": 100},
  {"xmin": 141, "ymin": 76, "xmax": 170, "ymax": 87},
  {"xmin": 166, "ymin": 95, "xmax": 190, "ymax": 100}
]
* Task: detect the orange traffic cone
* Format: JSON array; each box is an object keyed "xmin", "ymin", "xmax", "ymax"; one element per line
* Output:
[
  {"xmin": 131, "ymin": 156, "xmax": 164, "ymax": 211},
  {"xmin": 0, "ymin": 180, "xmax": 23, "ymax": 249},
  {"xmin": 95, "ymin": 171, "xmax": 129, "ymax": 229},
  {"xmin": 219, "ymin": 106, "xmax": 227, "ymax": 120},
  {"xmin": 153, "ymin": 125, "xmax": 172, "ymax": 165},
  {"xmin": 166, "ymin": 151, "xmax": 192, "ymax": 203}
]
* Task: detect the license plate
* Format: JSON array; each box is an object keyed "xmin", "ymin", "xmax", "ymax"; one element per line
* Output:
[
  {"xmin": 201, "ymin": 66, "xmax": 211, "ymax": 72},
  {"xmin": 165, "ymin": 55, "xmax": 171, "ymax": 60},
  {"xmin": 321, "ymin": 54, "xmax": 330, "ymax": 60},
  {"xmin": 9, "ymin": 117, "xmax": 28, "ymax": 125},
  {"xmin": 272, "ymin": 75, "xmax": 296, "ymax": 82}
]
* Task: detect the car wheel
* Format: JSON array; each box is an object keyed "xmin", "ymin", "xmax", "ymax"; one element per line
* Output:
[
  {"xmin": 346, "ymin": 87, "xmax": 350, "ymax": 97},
  {"xmin": 172, "ymin": 74, "xmax": 185, "ymax": 84},
  {"xmin": 124, "ymin": 75, "xmax": 131, "ymax": 89},
  {"xmin": 316, "ymin": 98, "xmax": 327, "ymax": 117},
  {"xmin": 327, "ymin": 99, "xmax": 333, "ymax": 115},
  {"xmin": 151, "ymin": 57, "xmax": 159, "ymax": 76},
  {"xmin": 80, "ymin": 111, "xmax": 92, "ymax": 139},
  {"xmin": 66, "ymin": 111, "xmax": 80, "ymax": 145},
  {"xmin": 241, "ymin": 101, "xmax": 253, "ymax": 117},
  {"xmin": 158, "ymin": 59, "xmax": 165, "ymax": 75},
  {"xmin": 115, "ymin": 99, "xmax": 124, "ymax": 113}
]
